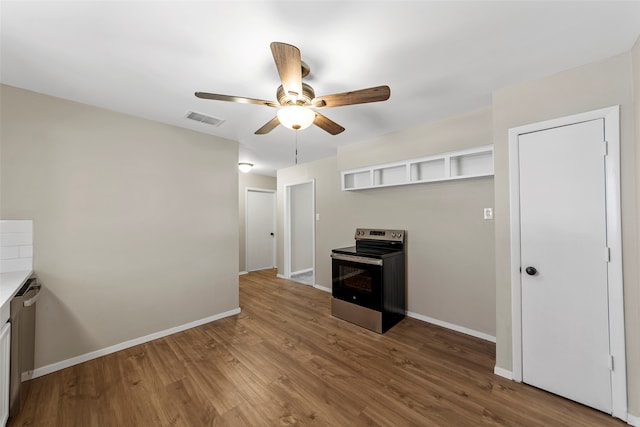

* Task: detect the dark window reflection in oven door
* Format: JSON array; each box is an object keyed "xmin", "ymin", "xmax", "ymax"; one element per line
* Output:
[{"xmin": 332, "ymin": 258, "xmax": 382, "ymax": 311}]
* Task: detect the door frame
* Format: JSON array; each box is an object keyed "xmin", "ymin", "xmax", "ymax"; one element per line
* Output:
[
  {"xmin": 245, "ymin": 187, "xmax": 276, "ymax": 272},
  {"xmin": 508, "ymin": 105, "xmax": 626, "ymax": 419},
  {"xmin": 283, "ymin": 179, "xmax": 315, "ymax": 284}
]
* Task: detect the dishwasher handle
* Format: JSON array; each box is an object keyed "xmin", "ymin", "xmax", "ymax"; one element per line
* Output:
[{"xmin": 22, "ymin": 282, "xmax": 41, "ymax": 307}]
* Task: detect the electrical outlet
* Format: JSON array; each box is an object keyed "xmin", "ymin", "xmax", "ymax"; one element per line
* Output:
[
  {"xmin": 484, "ymin": 208, "xmax": 493, "ymax": 220},
  {"xmin": 316, "ymin": 213, "xmax": 320, "ymax": 221}
]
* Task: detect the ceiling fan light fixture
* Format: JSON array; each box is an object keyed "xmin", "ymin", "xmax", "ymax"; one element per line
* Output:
[
  {"xmin": 277, "ymin": 105, "xmax": 315, "ymax": 131},
  {"xmin": 238, "ymin": 162, "xmax": 253, "ymax": 173},
  {"xmin": 196, "ymin": 42, "xmax": 389, "ymax": 136}
]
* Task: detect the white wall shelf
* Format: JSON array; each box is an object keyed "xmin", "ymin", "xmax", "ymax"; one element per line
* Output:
[{"xmin": 341, "ymin": 145, "xmax": 494, "ymax": 191}]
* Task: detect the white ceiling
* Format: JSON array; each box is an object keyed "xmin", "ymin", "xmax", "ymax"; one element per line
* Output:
[{"xmin": 2, "ymin": 1, "xmax": 639, "ymax": 176}]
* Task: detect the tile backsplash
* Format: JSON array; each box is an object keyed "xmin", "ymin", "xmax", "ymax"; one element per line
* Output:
[{"xmin": 0, "ymin": 220, "xmax": 33, "ymax": 273}]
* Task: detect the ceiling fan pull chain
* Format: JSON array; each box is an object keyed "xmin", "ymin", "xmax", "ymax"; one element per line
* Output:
[{"xmin": 295, "ymin": 130, "xmax": 298, "ymax": 165}]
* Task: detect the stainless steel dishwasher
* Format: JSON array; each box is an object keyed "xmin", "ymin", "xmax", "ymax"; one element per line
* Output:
[{"xmin": 9, "ymin": 276, "xmax": 41, "ymax": 418}]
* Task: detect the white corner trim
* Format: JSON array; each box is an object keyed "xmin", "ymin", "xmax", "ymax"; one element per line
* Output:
[
  {"xmin": 493, "ymin": 366, "xmax": 513, "ymax": 380},
  {"xmin": 627, "ymin": 413, "xmax": 639, "ymax": 426},
  {"xmin": 313, "ymin": 284, "xmax": 331, "ymax": 293},
  {"xmin": 31, "ymin": 307, "xmax": 241, "ymax": 379},
  {"xmin": 239, "ymin": 271, "xmax": 248, "ymax": 276},
  {"xmin": 406, "ymin": 311, "xmax": 496, "ymax": 343}
]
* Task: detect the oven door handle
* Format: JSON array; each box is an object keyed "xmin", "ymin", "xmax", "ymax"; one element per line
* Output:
[{"xmin": 331, "ymin": 253, "xmax": 383, "ymax": 266}]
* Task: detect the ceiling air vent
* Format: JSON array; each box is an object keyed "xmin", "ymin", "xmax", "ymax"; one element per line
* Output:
[{"xmin": 185, "ymin": 111, "xmax": 225, "ymax": 127}]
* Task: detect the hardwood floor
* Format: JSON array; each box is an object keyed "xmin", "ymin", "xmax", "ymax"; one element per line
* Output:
[{"xmin": 9, "ymin": 269, "xmax": 625, "ymax": 426}]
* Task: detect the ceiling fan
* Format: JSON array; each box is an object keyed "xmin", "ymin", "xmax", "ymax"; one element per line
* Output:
[{"xmin": 195, "ymin": 42, "xmax": 390, "ymax": 135}]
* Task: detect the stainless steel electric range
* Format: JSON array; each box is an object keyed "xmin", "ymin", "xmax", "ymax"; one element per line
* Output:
[{"xmin": 330, "ymin": 228, "xmax": 406, "ymax": 333}]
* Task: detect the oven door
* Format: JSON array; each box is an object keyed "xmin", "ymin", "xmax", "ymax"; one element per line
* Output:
[{"xmin": 331, "ymin": 253, "xmax": 382, "ymax": 311}]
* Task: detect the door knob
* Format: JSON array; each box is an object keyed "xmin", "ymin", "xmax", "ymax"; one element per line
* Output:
[{"xmin": 525, "ymin": 266, "xmax": 537, "ymax": 276}]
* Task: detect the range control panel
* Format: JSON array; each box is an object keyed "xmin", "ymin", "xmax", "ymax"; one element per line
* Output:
[{"xmin": 354, "ymin": 228, "xmax": 405, "ymax": 243}]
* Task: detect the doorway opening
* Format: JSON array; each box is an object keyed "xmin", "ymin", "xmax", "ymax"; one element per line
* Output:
[{"xmin": 284, "ymin": 180, "xmax": 315, "ymax": 286}]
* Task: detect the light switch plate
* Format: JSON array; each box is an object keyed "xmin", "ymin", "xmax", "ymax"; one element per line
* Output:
[{"xmin": 484, "ymin": 208, "xmax": 493, "ymax": 220}]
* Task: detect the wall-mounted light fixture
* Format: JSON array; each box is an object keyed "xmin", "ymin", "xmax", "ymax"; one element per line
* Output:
[
  {"xmin": 238, "ymin": 162, "xmax": 253, "ymax": 173},
  {"xmin": 277, "ymin": 105, "xmax": 315, "ymax": 130}
]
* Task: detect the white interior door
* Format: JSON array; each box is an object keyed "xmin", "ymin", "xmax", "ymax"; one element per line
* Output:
[
  {"xmin": 518, "ymin": 119, "xmax": 612, "ymax": 413},
  {"xmin": 246, "ymin": 189, "xmax": 275, "ymax": 271}
]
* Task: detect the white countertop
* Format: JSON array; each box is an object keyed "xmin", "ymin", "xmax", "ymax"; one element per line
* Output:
[{"xmin": 0, "ymin": 270, "xmax": 33, "ymax": 323}]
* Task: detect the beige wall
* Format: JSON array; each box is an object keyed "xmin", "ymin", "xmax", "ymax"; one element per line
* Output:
[
  {"xmin": 492, "ymin": 52, "xmax": 639, "ymax": 415},
  {"xmin": 238, "ymin": 172, "xmax": 276, "ymax": 272},
  {"xmin": 277, "ymin": 107, "xmax": 496, "ymax": 337},
  {"xmin": 1, "ymin": 85, "xmax": 240, "ymax": 369}
]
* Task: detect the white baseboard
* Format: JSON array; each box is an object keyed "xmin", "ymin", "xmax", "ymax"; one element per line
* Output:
[
  {"xmin": 313, "ymin": 284, "xmax": 331, "ymax": 293},
  {"xmin": 627, "ymin": 413, "xmax": 640, "ymax": 426},
  {"xmin": 276, "ymin": 274, "xmax": 287, "ymax": 279},
  {"xmin": 238, "ymin": 271, "xmax": 248, "ymax": 275},
  {"xmin": 493, "ymin": 366, "xmax": 513, "ymax": 380},
  {"xmin": 406, "ymin": 311, "xmax": 496, "ymax": 343},
  {"xmin": 32, "ymin": 307, "xmax": 241, "ymax": 379},
  {"xmin": 291, "ymin": 268, "xmax": 313, "ymax": 276}
]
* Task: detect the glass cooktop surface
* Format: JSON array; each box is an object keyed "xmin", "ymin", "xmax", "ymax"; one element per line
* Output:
[{"xmin": 332, "ymin": 245, "xmax": 402, "ymax": 258}]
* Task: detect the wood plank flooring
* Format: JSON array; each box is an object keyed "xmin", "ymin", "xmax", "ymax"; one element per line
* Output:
[{"xmin": 9, "ymin": 269, "xmax": 625, "ymax": 426}]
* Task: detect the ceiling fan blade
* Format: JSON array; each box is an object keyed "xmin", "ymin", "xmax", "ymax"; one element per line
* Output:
[
  {"xmin": 270, "ymin": 42, "xmax": 303, "ymax": 102},
  {"xmin": 312, "ymin": 85, "xmax": 390, "ymax": 108},
  {"xmin": 255, "ymin": 116, "xmax": 281, "ymax": 135},
  {"xmin": 313, "ymin": 112, "xmax": 345, "ymax": 135},
  {"xmin": 195, "ymin": 92, "xmax": 279, "ymax": 108}
]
